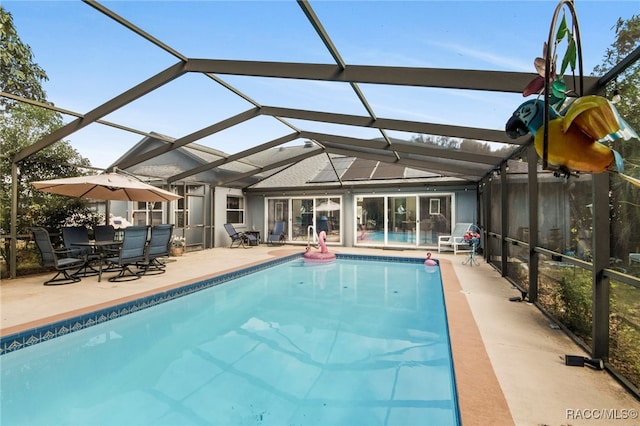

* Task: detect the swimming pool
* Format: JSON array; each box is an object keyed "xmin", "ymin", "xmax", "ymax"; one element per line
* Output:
[{"xmin": 1, "ymin": 256, "xmax": 460, "ymax": 425}]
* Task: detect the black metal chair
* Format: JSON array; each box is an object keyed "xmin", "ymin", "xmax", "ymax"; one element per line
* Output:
[
  {"xmin": 103, "ymin": 226, "xmax": 149, "ymax": 282},
  {"xmin": 29, "ymin": 227, "xmax": 85, "ymax": 285},
  {"xmin": 139, "ymin": 224, "xmax": 173, "ymax": 275},
  {"xmin": 61, "ymin": 226, "xmax": 91, "ymax": 258},
  {"xmin": 62, "ymin": 226, "xmax": 101, "ymax": 277},
  {"xmin": 94, "ymin": 224, "xmax": 116, "ymax": 242},
  {"xmin": 267, "ymin": 220, "xmax": 286, "ymax": 245},
  {"xmin": 224, "ymin": 223, "xmax": 256, "ymax": 248},
  {"xmin": 94, "ymin": 224, "xmax": 120, "ymax": 254}
]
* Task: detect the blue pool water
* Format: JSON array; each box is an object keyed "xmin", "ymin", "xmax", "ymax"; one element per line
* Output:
[
  {"xmin": 1, "ymin": 257, "xmax": 459, "ymax": 425},
  {"xmin": 360, "ymin": 231, "xmax": 416, "ymax": 244}
]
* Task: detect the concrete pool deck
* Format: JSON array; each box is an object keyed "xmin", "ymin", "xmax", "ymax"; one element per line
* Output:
[{"xmin": 2, "ymin": 246, "xmax": 639, "ymax": 425}]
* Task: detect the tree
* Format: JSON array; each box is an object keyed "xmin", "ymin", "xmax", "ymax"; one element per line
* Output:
[
  {"xmin": 0, "ymin": 103, "xmax": 94, "ymax": 235},
  {"xmin": 0, "ymin": 6, "xmax": 48, "ymax": 110},
  {"xmin": 591, "ymin": 15, "xmax": 640, "ymax": 265},
  {"xmin": 0, "ymin": 7, "xmax": 96, "ymax": 273},
  {"xmin": 592, "ymin": 15, "xmax": 640, "ymax": 130}
]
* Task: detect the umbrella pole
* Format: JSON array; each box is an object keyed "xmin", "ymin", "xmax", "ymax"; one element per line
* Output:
[{"xmin": 105, "ymin": 200, "xmax": 111, "ymax": 225}]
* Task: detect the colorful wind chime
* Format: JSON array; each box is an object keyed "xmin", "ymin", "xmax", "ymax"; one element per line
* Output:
[{"xmin": 505, "ymin": 0, "xmax": 639, "ymax": 186}]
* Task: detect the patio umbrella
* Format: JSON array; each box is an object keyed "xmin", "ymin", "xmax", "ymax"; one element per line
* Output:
[
  {"xmin": 315, "ymin": 200, "xmax": 341, "ymax": 211},
  {"xmin": 32, "ymin": 172, "xmax": 181, "ymax": 202}
]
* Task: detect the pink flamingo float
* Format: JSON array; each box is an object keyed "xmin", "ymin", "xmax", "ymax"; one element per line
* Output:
[
  {"xmin": 424, "ymin": 252, "xmax": 437, "ymax": 266},
  {"xmin": 303, "ymin": 230, "xmax": 336, "ymax": 262},
  {"xmin": 424, "ymin": 252, "xmax": 439, "ymax": 272}
]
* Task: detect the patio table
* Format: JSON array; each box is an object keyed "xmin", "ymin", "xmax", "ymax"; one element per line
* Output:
[{"xmin": 72, "ymin": 240, "xmax": 122, "ymax": 282}]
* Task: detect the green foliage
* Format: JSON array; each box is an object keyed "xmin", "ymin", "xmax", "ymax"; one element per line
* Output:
[
  {"xmin": 411, "ymin": 134, "xmax": 515, "ymax": 156},
  {"xmin": 0, "ymin": 101, "xmax": 93, "ymax": 235},
  {"xmin": 0, "ymin": 5, "xmax": 98, "ymax": 276},
  {"xmin": 592, "ymin": 15, "xmax": 640, "ymax": 131},
  {"xmin": 609, "ymin": 281, "xmax": 640, "ymax": 389},
  {"xmin": 609, "ymin": 316, "xmax": 640, "ymax": 389},
  {"xmin": 559, "ymin": 268, "xmax": 593, "ymax": 341},
  {"xmin": 596, "ymin": 15, "xmax": 640, "ymax": 263},
  {"xmin": 0, "ymin": 6, "xmax": 48, "ymax": 110},
  {"xmin": 1, "ymin": 6, "xmax": 95, "ymax": 238}
]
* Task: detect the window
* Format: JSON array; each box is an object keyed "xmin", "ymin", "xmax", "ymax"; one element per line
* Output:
[
  {"xmin": 133, "ymin": 201, "xmax": 164, "ymax": 226},
  {"xmin": 430, "ymin": 199, "xmax": 441, "ymax": 215},
  {"xmin": 227, "ymin": 196, "xmax": 245, "ymax": 224},
  {"xmin": 174, "ymin": 186, "xmax": 186, "ymax": 227}
]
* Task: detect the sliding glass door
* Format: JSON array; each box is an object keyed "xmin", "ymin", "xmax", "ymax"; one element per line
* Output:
[
  {"xmin": 418, "ymin": 195, "xmax": 452, "ymax": 245},
  {"xmin": 356, "ymin": 193, "xmax": 453, "ymax": 248},
  {"xmin": 266, "ymin": 196, "xmax": 342, "ymax": 244},
  {"xmin": 388, "ymin": 196, "xmax": 417, "ymax": 246}
]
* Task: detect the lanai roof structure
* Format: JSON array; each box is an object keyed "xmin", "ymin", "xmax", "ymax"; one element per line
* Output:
[
  {"xmin": 6, "ymin": 0, "xmax": 632, "ymax": 187},
  {"xmin": 4, "ymin": 0, "xmax": 640, "ymax": 404}
]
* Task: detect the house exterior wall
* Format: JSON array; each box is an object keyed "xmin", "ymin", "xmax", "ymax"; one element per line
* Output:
[
  {"xmin": 247, "ymin": 186, "xmax": 478, "ymax": 249},
  {"xmin": 213, "ymin": 187, "xmax": 254, "ymax": 248},
  {"xmin": 247, "ymin": 194, "xmax": 266, "ymax": 241},
  {"xmin": 454, "ymin": 190, "xmax": 478, "ymax": 224},
  {"xmin": 110, "ymin": 185, "xmax": 477, "ymax": 250}
]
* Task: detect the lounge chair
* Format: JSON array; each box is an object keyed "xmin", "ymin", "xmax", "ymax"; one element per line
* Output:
[
  {"xmin": 103, "ymin": 226, "xmax": 148, "ymax": 282},
  {"xmin": 29, "ymin": 227, "xmax": 86, "ymax": 285},
  {"xmin": 438, "ymin": 223, "xmax": 473, "ymax": 254},
  {"xmin": 267, "ymin": 220, "xmax": 286, "ymax": 245},
  {"xmin": 139, "ymin": 224, "xmax": 173, "ymax": 275},
  {"xmin": 224, "ymin": 223, "xmax": 256, "ymax": 248}
]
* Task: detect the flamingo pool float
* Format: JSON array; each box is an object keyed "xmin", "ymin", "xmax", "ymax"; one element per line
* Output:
[
  {"xmin": 424, "ymin": 252, "xmax": 437, "ymax": 266},
  {"xmin": 424, "ymin": 252, "xmax": 438, "ymax": 272},
  {"xmin": 303, "ymin": 230, "xmax": 336, "ymax": 262}
]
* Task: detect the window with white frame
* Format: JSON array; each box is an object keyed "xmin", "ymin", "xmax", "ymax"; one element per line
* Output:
[{"xmin": 133, "ymin": 201, "xmax": 164, "ymax": 226}]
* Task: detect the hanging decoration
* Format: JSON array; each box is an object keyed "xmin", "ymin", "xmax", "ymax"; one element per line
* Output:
[{"xmin": 504, "ymin": 0, "xmax": 639, "ymax": 186}]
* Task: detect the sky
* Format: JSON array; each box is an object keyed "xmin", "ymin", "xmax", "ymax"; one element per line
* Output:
[{"xmin": 4, "ymin": 0, "xmax": 639, "ymax": 169}]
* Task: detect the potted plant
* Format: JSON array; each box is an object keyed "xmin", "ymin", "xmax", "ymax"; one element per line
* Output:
[{"xmin": 170, "ymin": 236, "xmax": 186, "ymax": 257}]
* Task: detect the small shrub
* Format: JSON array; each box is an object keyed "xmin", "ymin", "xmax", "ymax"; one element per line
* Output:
[
  {"xmin": 609, "ymin": 315, "xmax": 640, "ymax": 389},
  {"xmin": 559, "ymin": 268, "xmax": 593, "ymax": 341}
]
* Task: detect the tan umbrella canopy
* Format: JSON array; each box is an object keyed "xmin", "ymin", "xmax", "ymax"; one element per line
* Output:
[
  {"xmin": 315, "ymin": 200, "xmax": 341, "ymax": 212},
  {"xmin": 32, "ymin": 172, "xmax": 181, "ymax": 202}
]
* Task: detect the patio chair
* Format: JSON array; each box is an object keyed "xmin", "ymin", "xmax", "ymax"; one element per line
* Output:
[
  {"xmin": 224, "ymin": 223, "xmax": 256, "ymax": 248},
  {"xmin": 94, "ymin": 224, "xmax": 120, "ymax": 254},
  {"xmin": 62, "ymin": 226, "xmax": 101, "ymax": 277},
  {"xmin": 139, "ymin": 224, "xmax": 173, "ymax": 275},
  {"xmin": 94, "ymin": 224, "xmax": 116, "ymax": 242},
  {"xmin": 103, "ymin": 226, "xmax": 149, "ymax": 282},
  {"xmin": 29, "ymin": 227, "xmax": 85, "ymax": 285},
  {"xmin": 267, "ymin": 220, "xmax": 286, "ymax": 245},
  {"xmin": 438, "ymin": 223, "xmax": 473, "ymax": 255},
  {"xmin": 61, "ymin": 226, "xmax": 92, "ymax": 258},
  {"xmin": 316, "ymin": 215, "xmax": 329, "ymax": 234}
]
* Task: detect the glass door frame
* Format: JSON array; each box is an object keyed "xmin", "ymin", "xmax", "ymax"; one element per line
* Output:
[
  {"xmin": 355, "ymin": 192, "xmax": 455, "ymax": 248},
  {"xmin": 264, "ymin": 195, "xmax": 343, "ymax": 244}
]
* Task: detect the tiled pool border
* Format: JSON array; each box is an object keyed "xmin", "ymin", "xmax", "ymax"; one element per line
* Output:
[{"xmin": 1, "ymin": 253, "xmax": 433, "ymax": 355}]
